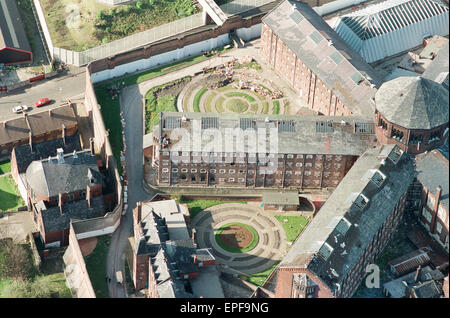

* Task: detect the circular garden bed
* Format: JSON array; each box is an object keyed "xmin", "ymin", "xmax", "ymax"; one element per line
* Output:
[{"xmin": 215, "ymin": 222, "xmax": 259, "ymax": 253}]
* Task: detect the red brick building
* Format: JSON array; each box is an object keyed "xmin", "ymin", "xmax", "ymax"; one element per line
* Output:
[
  {"xmin": 260, "ymin": 0, "xmax": 381, "ymax": 116},
  {"xmin": 130, "ymin": 200, "xmax": 217, "ymax": 297},
  {"xmin": 413, "ymin": 150, "xmax": 449, "ymax": 253},
  {"xmin": 274, "ymin": 144, "xmax": 415, "ymax": 298},
  {"xmin": 374, "ymin": 77, "xmax": 449, "ymax": 155},
  {"xmin": 151, "ymin": 112, "xmax": 376, "ymax": 190},
  {"xmin": 0, "ymin": 105, "xmax": 79, "ymax": 156}
]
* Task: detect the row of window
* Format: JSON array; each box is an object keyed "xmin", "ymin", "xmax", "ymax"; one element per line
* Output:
[{"xmin": 161, "ymin": 151, "xmax": 342, "ymax": 161}]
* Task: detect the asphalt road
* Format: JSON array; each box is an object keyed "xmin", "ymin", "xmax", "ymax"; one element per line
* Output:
[
  {"xmin": 0, "ymin": 70, "xmax": 86, "ymax": 121},
  {"xmin": 106, "ymin": 84, "xmax": 155, "ymax": 298}
]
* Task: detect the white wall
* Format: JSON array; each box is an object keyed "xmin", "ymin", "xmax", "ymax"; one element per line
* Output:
[
  {"xmin": 236, "ymin": 23, "xmax": 262, "ymax": 42},
  {"xmin": 74, "ymin": 220, "xmax": 120, "ymax": 240},
  {"xmin": 91, "ymin": 33, "xmax": 231, "ymax": 83}
]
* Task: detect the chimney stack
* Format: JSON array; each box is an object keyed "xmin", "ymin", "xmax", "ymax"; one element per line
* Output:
[
  {"xmin": 62, "ymin": 124, "xmax": 66, "ymax": 146},
  {"xmin": 48, "ymin": 109, "xmax": 52, "ymax": 117},
  {"xmin": 2, "ymin": 121, "xmax": 6, "ymax": 128},
  {"xmin": 28, "ymin": 132, "xmax": 33, "ymax": 153},
  {"xmin": 59, "ymin": 193, "xmax": 64, "ymax": 215},
  {"xmin": 90, "ymin": 138, "xmax": 95, "ymax": 156},
  {"xmin": 414, "ymin": 265, "xmax": 422, "ymax": 283},
  {"xmin": 191, "ymin": 228, "xmax": 197, "ymax": 244},
  {"xmin": 136, "ymin": 202, "xmax": 142, "ymax": 224},
  {"xmin": 56, "ymin": 148, "xmax": 64, "ymax": 164},
  {"xmin": 86, "ymin": 185, "xmax": 92, "ymax": 209}
]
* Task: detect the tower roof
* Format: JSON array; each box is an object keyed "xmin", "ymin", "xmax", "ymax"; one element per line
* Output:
[{"xmin": 375, "ymin": 76, "xmax": 449, "ymax": 130}]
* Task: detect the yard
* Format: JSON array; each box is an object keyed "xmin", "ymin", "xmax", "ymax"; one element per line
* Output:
[
  {"xmin": 275, "ymin": 216, "xmax": 309, "ymax": 242},
  {"xmin": 0, "ymin": 239, "xmax": 71, "ymax": 298},
  {"xmin": 0, "ymin": 175, "xmax": 25, "ymax": 212},
  {"xmin": 39, "ymin": 0, "xmax": 199, "ymax": 51},
  {"xmin": 239, "ymin": 261, "xmax": 279, "ymax": 287},
  {"xmin": 0, "ymin": 161, "xmax": 11, "ymax": 175},
  {"xmin": 84, "ymin": 235, "xmax": 111, "ymax": 298},
  {"xmin": 176, "ymin": 197, "xmax": 247, "ymax": 220}
]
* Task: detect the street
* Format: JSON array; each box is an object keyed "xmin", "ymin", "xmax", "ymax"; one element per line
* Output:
[{"xmin": 0, "ymin": 70, "xmax": 86, "ymax": 121}]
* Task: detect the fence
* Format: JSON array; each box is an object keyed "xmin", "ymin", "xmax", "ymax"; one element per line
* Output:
[{"xmin": 33, "ymin": 0, "xmax": 279, "ymax": 66}]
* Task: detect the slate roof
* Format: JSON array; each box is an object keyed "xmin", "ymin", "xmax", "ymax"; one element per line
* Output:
[
  {"xmin": 38, "ymin": 196, "xmax": 106, "ymax": 233},
  {"xmin": 262, "ymin": 0, "xmax": 382, "ymax": 116},
  {"xmin": 375, "ymin": 76, "xmax": 449, "ymax": 130},
  {"xmin": 279, "ymin": 144, "xmax": 416, "ymax": 294},
  {"xmin": 156, "ymin": 112, "xmax": 377, "ymax": 156},
  {"xmin": 412, "ymin": 279, "xmax": 443, "ymax": 298},
  {"xmin": 25, "ymin": 150, "xmax": 102, "ymax": 198},
  {"xmin": 13, "ymin": 134, "xmax": 82, "ymax": 174},
  {"xmin": 0, "ymin": 0, "xmax": 31, "ymax": 52},
  {"xmin": 415, "ymin": 149, "xmax": 449, "ymax": 211},
  {"xmin": 422, "ymin": 41, "xmax": 449, "ymax": 90}
]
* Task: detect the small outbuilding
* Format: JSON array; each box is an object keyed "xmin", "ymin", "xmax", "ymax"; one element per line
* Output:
[{"xmin": 262, "ymin": 192, "xmax": 299, "ymax": 211}]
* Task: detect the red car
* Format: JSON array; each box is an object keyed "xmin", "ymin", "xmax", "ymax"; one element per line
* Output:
[{"xmin": 35, "ymin": 98, "xmax": 51, "ymax": 107}]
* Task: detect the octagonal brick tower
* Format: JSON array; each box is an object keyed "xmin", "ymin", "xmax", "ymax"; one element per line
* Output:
[{"xmin": 374, "ymin": 76, "xmax": 449, "ymax": 155}]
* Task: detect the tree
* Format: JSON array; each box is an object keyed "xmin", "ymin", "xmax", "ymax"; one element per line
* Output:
[
  {"xmin": 136, "ymin": 1, "xmax": 144, "ymax": 9},
  {"xmin": 105, "ymin": 27, "xmax": 111, "ymax": 33},
  {"xmin": 97, "ymin": 11, "xmax": 105, "ymax": 20},
  {"xmin": 149, "ymin": 0, "xmax": 156, "ymax": 5},
  {"xmin": 0, "ymin": 239, "xmax": 34, "ymax": 281}
]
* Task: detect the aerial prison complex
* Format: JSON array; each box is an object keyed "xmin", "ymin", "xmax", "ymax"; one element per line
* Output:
[{"xmin": 2, "ymin": 0, "xmax": 448, "ymax": 300}]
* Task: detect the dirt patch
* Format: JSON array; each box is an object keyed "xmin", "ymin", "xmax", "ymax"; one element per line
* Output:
[
  {"xmin": 218, "ymin": 225, "xmax": 253, "ymax": 250},
  {"xmin": 78, "ymin": 237, "xmax": 98, "ymax": 257},
  {"xmin": 153, "ymin": 76, "xmax": 191, "ymax": 98}
]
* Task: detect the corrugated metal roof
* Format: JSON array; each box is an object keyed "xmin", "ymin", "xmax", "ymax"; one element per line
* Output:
[{"xmin": 333, "ymin": 0, "xmax": 449, "ymax": 63}]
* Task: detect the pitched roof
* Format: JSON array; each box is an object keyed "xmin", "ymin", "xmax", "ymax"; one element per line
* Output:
[
  {"xmin": 157, "ymin": 112, "xmax": 377, "ymax": 156},
  {"xmin": 279, "ymin": 145, "xmax": 416, "ymax": 294},
  {"xmin": 13, "ymin": 134, "xmax": 82, "ymax": 174},
  {"xmin": 38, "ymin": 196, "xmax": 106, "ymax": 233},
  {"xmin": 333, "ymin": 0, "xmax": 449, "ymax": 63},
  {"xmin": 375, "ymin": 76, "xmax": 449, "ymax": 129},
  {"xmin": 25, "ymin": 150, "xmax": 102, "ymax": 198},
  {"xmin": 0, "ymin": 0, "xmax": 31, "ymax": 52},
  {"xmin": 422, "ymin": 41, "xmax": 449, "ymax": 90},
  {"xmin": 262, "ymin": 0, "xmax": 382, "ymax": 116},
  {"xmin": 415, "ymin": 149, "xmax": 449, "ymax": 211}
]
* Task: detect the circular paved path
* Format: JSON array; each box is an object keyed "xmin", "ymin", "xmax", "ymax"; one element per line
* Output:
[{"xmin": 191, "ymin": 203, "xmax": 288, "ymax": 275}]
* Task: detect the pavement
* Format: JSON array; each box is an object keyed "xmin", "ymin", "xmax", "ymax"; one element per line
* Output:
[
  {"xmin": 0, "ymin": 69, "xmax": 86, "ymax": 122},
  {"xmin": 0, "ymin": 212, "xmax": 36, "ymax": 242}
]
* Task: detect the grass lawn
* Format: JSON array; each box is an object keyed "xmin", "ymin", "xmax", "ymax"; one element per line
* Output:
[
  {"xmin": 239, "ymin": 261, "xmax": 279, "ymax": 287},
  {"xmin": 225, "ymin": 91, "xmax": 256, "ymax": 102},
  {"xmin": 0, "ymin": 160, "xmax": 11, "ymax": 174},
  {"xmin": 262, "ymin": 101, "xmax": 269, "ymax": 114},
  {"xmin": 0, "ymin": 175, "xmax": 25, "ymax": 212},
  {"xmin": 225, "ymin": 99, "xmax": 248, "ymax": 113},
  {"xmin": 40, "ymin": 0, "xmax": 199, "ymax": 51},
  {"xmin": 144, "ymin": 77, "xmax": 190, "ymax": 134},
  {"xmin": 176, "ymin": 197, "xmax": 247, "ymax": 220},
  {"xmin": 215, "ymin": 222, "xmax": 259, "ymax": 253},
  {"xmin": 84, "ymin": 235, "xmax": 111, "ymax": 298},
  {"xmin": 275, "ymin": 216, "xmax": 309, "ymax": 242},
  {"xmin": 193, "ymin": 88, "xmax": 207, "ymax": 112},
  {"xmin": 272, "ymin": 100, "xmax": 280, "ymax": 114}
]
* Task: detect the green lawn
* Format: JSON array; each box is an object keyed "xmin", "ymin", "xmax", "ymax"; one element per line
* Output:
[
  {"xmin": 193, "ymin": 88, "xmax": 207, "ymax": 112},
  {"xmin": 225, "ymin": 91, "xmax": 256, "ymax": 102},
  {"xmin": 262, "ymin": 101, "xmax": 269, "ymax": 114},
  {"xmin": 272, "ymin": 100, "xmax": 280, "ymax": 115},
  {"xmin": 215, "ymin": 222, "xmax": 259, "ymax": 253},
  {"xmin": 225, "ymin": 99, "xmax": 248, "ymax": 113},
  {"xmin": 144, "ymin": 77, "xmax": 190, "ymax": 134},
  {"xmin": 275, "ymin": 216, "xmax": 309, "ymax": 242},
  {"xmin": 0, "ymin": 160, "xmax": 11, "ymax": 174},
  {"xmin": 176, "ymin": 198, "xmax": 247, "ymax": 220},
  {"xmin": 0, "ymin": 175, "xmax": 25, "ymax": 212},
  {"xmin": 239, "ymin": 261, "xmax": 279, "ymax": 287},
  {"xmin": 84, "ymin": 235, "xmax": 111, "ymax": 298}
]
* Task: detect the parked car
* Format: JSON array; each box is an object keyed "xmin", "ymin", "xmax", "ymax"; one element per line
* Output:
[
  {"xmin": 35, "ymin": 98, "xmax": 51, "ymax": 107},
  {"xmin": 12, "ymin": 105, "xmax": 29, "ymax": 113}
]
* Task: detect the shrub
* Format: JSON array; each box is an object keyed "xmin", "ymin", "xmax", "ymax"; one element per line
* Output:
[
  {"xmin": 136, "ymin": 1, "xmax": 144, "ymax": 9},
  {"xmin": 105, "ymin": 27, "xmax": 111, "ymax": 33},
  {"xmin": 149, "ymin": 0, "xmax": 156, "ymax": 5},
  {"xmin": 97, "ymin": 11, "xmax": 105, "ymax": 20},
  {"xmin": 124, "ymin": 5, "xmax": 132, "ymax": 13},
  {"xmin": 102, "ymin": 37, "xmax": 109, "ymax": 44}
]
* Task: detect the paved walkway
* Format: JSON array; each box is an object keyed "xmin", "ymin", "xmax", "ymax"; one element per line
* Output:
[{"xmin": 191, "ymin": 202, "xmax": 287, "ymax": 276}]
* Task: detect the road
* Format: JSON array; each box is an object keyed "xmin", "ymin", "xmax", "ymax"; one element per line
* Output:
[{"xmin": 0, "ymin": 70, "xmax": 86, "ymax": 121}]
